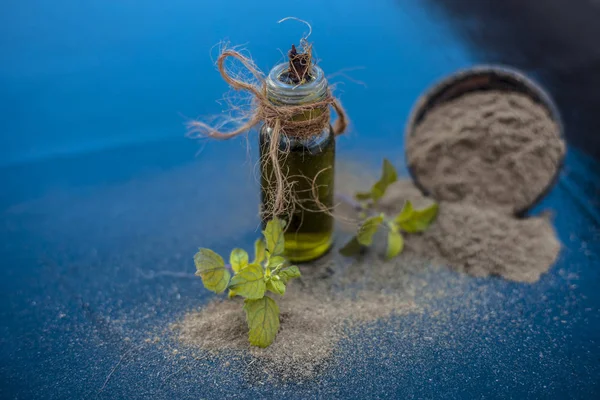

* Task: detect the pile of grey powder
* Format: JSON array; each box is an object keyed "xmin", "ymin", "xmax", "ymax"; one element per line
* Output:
[
  {"xmin": 378, "ymin": 180, "xmax": 561, "ymax": 283},
  {"xmin": 399, "ymin": 90, "xmax": 563, "ymax": 281},
  {"xmin": 173, "ymin": 241, "xmax": 432, "ymax": 381},
  {"xmin": 406, "ymin": 91, "xmax": 566, "ymax": 214}
]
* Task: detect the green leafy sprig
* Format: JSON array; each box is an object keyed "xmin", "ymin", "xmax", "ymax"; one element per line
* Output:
[
  {"xmin": 340, "ymin": 159, "xmax": 439, "ymax": 259},
  {"xmin": 193, "ymin": 218, "xmax": 300, "ymax": 348}
]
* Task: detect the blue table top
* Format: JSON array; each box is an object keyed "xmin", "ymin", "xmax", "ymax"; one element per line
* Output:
[{"xmin": 1, "ymin": 1, "xmax": 599, "ymax": 398}]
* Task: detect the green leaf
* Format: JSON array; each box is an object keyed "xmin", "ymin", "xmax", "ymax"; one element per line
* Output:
[
  {"xmin": 386, "ymin": 230, "xmax": 404, "ymax": 259},
  {"xmin": 416, "ymin": 203, "xmax": 439, "ymax": 227},
  {"xmin": 339, "ymin": 236, "xmax": 362, "ymax": 256},
  {"xmin": 263, "ymin": 218, "xmax": 285, "ymax": 257},
  {"xmin": 230, "ymin": 248, "xmax": 249, "ymax": 273},
  {"xmin": 397, "ymin": 202, "xmax": 439, "ymax": 233},
  {"xmin": 267, "ymin": 256, "xmax": 286, "ymax": 269},
  {"xmin": 394, "ymin": 201, "xmax": 415, "ymax": 224},
  {"xmin": 243, "ymin": 296, "xmax": 280, "ymax": 348},
  {"xmin": 266, "ymin": 279, "xmax": 286, "ymax": 295},
  {"xmin": 253, "ymin": 239, "xmax": 266, "ymax": 264},
  {"xmin": 228, "ymin": 263, "xmax": 266, "ymax": 300},
  {"xmin": 353, "ymin": 160, "xmax": 398, "ymax": 203},
  {"xmin": 278, "ymin": 265, "xmax": 301, "ymax": 284},
  {"xmin": 193, "ymin": 248, "xmax": 231, "ymax": 294},
  {"xmin": 357, "ymin": 214, "xmax": 384, "ymax": 246},
  {"xmin": 371, "ymin": 159, "xmax": 398, "ymax": 201}
]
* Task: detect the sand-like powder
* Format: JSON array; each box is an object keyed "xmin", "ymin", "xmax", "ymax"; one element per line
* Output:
[
  {"xmin": 173, "ymin": 175, "xmax": 561, "ymax": 380},
  {"xmin": 406, "ymin": 91, "xmax": 566, "ymax": 214},
  {"xmin": 381, "ymin": 181, "xmax": 562, "ymax": 283},
  {"xmin": 173, "ymin": 249, "xmax": 430, "ymax": 381}
]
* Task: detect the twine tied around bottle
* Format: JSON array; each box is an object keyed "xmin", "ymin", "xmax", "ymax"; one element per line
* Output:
[{"xmin": 187, "ymin": 49, "xmax": 348, "ymax": 219}]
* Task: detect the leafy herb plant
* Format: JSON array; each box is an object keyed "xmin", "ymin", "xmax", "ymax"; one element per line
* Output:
[
  {"xmin": 193, "ymin": 218, "xmax": 300, "ymax": 348},
  {"xmin": 340, "ymin": 159, "xmax": 439, "ymax": 259}
]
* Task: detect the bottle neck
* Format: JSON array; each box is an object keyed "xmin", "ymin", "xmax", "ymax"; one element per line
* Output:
[
  {"xmin": 265, "ymin": 63, "xmax": 328, "ymax": 106},
  {"xmin": 262, "ymin": 63, "xmax": 332, "ymax": 148}
]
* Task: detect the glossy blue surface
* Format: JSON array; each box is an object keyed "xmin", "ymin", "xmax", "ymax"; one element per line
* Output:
[{"xmin": 1, "ymin": 1, "xmax": 599, "ymax": 398}]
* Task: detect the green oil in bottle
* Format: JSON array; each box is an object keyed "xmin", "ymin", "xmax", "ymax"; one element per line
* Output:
[
  {"xmin": 260, "ymin": 126, "xmax": 335, "ymax": 262},
  {"xmin": 260, "ymin": 62, "xmax": 335, "ymax": 262}
]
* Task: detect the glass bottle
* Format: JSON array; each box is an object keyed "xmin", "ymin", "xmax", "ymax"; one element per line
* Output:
[{"xmin": 260, "ymin": 63, "xmax": 335, "ymax": 262}]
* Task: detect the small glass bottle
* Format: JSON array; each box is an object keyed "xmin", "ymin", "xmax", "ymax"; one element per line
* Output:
[{"xmin": 260, "ymin": 63, "xmax": 335, "ymax": 262}]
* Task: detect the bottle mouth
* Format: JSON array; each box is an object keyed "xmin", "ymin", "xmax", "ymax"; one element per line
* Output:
[{"xmin": 265, "ymin": 63, "xmax": 328, "ymax": 105}]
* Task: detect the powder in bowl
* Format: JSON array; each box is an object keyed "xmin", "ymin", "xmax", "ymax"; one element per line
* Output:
[{"xmin": 406, "ymin": 90, "xmax": 566, "ymax": 214}]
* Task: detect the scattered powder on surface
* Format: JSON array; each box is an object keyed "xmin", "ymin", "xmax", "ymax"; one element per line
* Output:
[
  {"xmin": 380, "ymin": 180, "xmax": 562, "ymax": 283},
  {"xmin": 173, "ymin": 249, "xmax": 431, "ymax": 381},
  {"xmin": 172, "ymin": 170, "xmax": 562, "ymax": 382},
  {"xmin": 173, "ymin": 164, "xmax": 442, "ymax": 381},
  {"xmin": 406, "ymin": 91, "xmax": 566, "ymax": 214},
  {"xmin": 422, "ymin": 203, "xmax": 560, "ymax": 282}
]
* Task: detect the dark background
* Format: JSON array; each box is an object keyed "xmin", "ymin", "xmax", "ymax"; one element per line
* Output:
[{"xmin": 429, "ymin": 0, "xmax": 600, "ymax": 160}]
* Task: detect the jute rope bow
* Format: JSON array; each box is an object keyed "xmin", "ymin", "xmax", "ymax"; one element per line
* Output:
[{"xmin": 188, "ymin": 49, "xmax": 349, "ymax": 218}]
